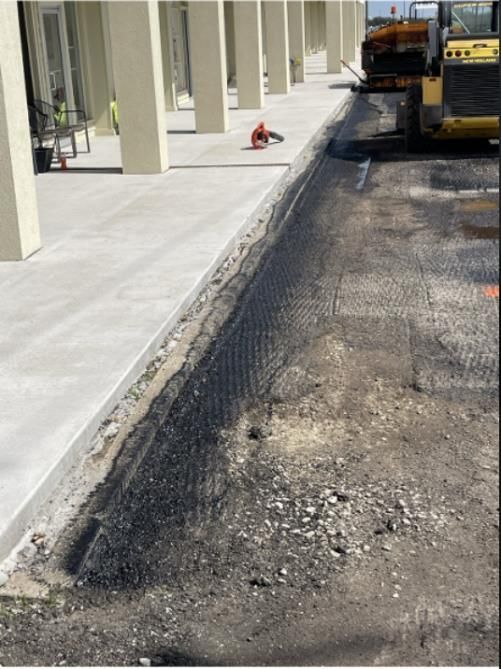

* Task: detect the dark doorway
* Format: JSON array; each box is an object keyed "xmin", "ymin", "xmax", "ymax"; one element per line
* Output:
[{"xmin": 18, "ymin": 2, "xmax": 34, "ymax": 104}]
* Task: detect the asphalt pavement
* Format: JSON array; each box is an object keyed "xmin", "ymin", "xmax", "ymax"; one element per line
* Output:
[{"xmin": 0, "ymin": 92, "xmax": 498, "ymax": 666}]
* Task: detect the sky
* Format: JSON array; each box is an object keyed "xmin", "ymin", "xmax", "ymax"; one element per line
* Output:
[
  {"xmin": 368, "ymin": 1, "xmax": 405, "ymax": 18},
  {"xmin": 367, "ymin": 1, "xmax": 437, "ymax": 18},
  {"xmin": 368, "ymin": 0, "xmax": 422, "ymax": 18}
]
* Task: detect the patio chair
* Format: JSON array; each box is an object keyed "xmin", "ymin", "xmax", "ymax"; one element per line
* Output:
[
  {"xmin": 28, "ymin": 104, "xmax": 52, "ymax": 147},
  {"xmin": 28, "ymin": 102, "xmax": 75, "ymax": 162},
  {"xmin": 33, "ymin": 98, "xmax": 90, "ymax": 157},
  {"xmin": 28, "ymin": 104, "xmax": 55, "ymax": 149},
  {"xmin": 28, "ymin": 104, "xmax": 58, "ymax": 172}
]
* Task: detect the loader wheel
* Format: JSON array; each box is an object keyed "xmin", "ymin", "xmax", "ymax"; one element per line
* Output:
[{"xmin": 405, "ymin": 84, "xmax": 423, "ymax": 153}]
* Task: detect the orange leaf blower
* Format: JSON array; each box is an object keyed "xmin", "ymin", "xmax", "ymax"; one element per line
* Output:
[{"xmin": 251, "ymin": 122, "xmax": 285, "ymax": 149}]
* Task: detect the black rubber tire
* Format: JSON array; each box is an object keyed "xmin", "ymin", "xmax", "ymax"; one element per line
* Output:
[{"xmin": 405, "ymin": 84, "xmax": 424, "ymax": 153}]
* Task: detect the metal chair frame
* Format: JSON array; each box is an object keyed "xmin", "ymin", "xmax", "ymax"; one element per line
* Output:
[
  {"xmin": 28, "ymin": 104, "xmax": 56, "ymax": 152},
  {"xmin": 32, "ymin": 99, "xmax": 90, "ymax": 159}
]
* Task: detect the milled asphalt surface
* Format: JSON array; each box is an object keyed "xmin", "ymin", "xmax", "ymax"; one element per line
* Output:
[{"xmin": 0, "ymin": 92, "xmax": 498, "ymax": 666}]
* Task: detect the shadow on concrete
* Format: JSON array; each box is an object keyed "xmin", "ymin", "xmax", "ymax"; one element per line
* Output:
[
  {"xmin": 170, "ymin": 161, "xmax": 290, "ymax": 168},
  {"xmin": 328, "ymin": 82, "xmax": 356, "ymax": 89},
  {"xmin": 50, "ymin": 167, "xmax": 123, "ymax": 175},
  {"xmin": 176, "ymin": 106, "xmax": 240, "ymax": 111},
  {"xmin": 240, "ymin": 141, "xmax": 285, "ymax": 151}
]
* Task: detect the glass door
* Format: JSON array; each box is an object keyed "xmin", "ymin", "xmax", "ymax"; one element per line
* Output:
[
  {"xmin": 41, "ymin": 7, "xmax": 71, "ymax": 108},
  {"xmin": 170, "ymin": 4, "xmax": 191, "ymax": 98},
  {"xmin": 64, "ymin": 3, "xmax": 85, "ymax": 110}
]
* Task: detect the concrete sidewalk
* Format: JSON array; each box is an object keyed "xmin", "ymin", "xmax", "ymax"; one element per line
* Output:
[{"xmin": 0, "ymin": 53, "xmax": 357, "ymax": 564}]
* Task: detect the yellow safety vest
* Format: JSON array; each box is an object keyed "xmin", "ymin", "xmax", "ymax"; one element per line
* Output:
[
  {"xmin": 111, "ymin": 100, "xmax": 119, "ymax": 127},
  {"xmin": 54, "ymin": 101, "xmax": 67, "ymax": 127}
]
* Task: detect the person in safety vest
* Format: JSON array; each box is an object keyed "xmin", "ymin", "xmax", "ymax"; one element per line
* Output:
[
  {"xmin": 251, "ymin": 122, "xmax": 285, "ymax": 149},
  {"xmin": 53, "ymin": 89, "xmax": 68, "ymax": 127},
  {"xmin": 111, "ymin": 97, "xmax": 119, "ymax": 135}
]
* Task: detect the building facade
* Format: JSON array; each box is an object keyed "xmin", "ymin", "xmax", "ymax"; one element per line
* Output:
[{"xmin": 0, "ymin": 0, "xmax": 365, "ymax": 261}]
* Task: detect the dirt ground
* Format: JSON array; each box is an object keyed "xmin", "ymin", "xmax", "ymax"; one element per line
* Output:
[{"xmin": 0, "ymin": 94, "xmax": 498, "ymax": 667}]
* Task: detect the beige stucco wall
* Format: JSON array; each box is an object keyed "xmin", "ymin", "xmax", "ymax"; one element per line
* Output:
[
  {"xmin": 78, "ymin": 2, "xmax": 114, "ymax": 134},
  {"xmin": 342, "ymin": 0, "xmax": 357, "ymax": 62},
  {"xmin": 188, "ymin": 1, "xmax": 229, "ymax": 133},
  {"xmin": 263, "ymin": 0, "xmax": 290, "ymax": 94},
  {"xmin": 288, "ymin": 0, "xmax": 305, "ymax": 83},
  {"xmin": 326, "ymin": 0, "xmax": 343, "ymax": 73},
  {"xmin": 108, "ymin": 1, "xmax": 169, "ymax": 173},
  {"xmin": 224, "ymin": 1, "xmax": 237, "ymax": 82},
  {"xmin": 234, "ymin": 0, "xmax": 264, "ymax": 108},
  {"xmin": 0, "ymin": 1, "xmax": 41, "ymax": 261}
]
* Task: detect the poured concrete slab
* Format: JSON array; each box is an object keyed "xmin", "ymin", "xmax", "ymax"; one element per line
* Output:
[{"xmin": 0, "ymin": 54, "xmax": 358, "ymax": 562}]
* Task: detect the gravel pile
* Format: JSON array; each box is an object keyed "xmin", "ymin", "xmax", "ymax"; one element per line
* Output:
[{"xmin": 221, "ymin": 421, "xmax": 460, "ymax": 593}]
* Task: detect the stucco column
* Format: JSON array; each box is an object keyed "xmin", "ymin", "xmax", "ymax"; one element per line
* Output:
[
  {"xmin": 304, "ymin": 1, "xmax": 311, "ymax": 55},
  {"xmin": 287, "ymin": 1, "xmax": 305, "ymax": 83},
  {"xmin": 261, "ymin": 2, "xmax": 268, "ymax": 65},
  {"xmin": 354, "ymin": 1, "xmax": 359, "ymax": 48},
  {"xmin": 0, "ymin": 2, "xmax": 41, "ymax": 261},
  {"xmin": 342, "ymin": 0, "xmax": 356, "ymax": 63},
  {"xmin": 159, "ymin": 2, "xmax": 177, "ymax": 111},
  {"xmin": 318, "ymin": 2, "xmax": 326, "ymax": 50},
  {"xmin": 359, "ymin": 1, "xmax": 366, "ymax": 45},
  {"xmin": 355, "ymin": 0, "xmax": 362, "ymax": 47},
  {"xmin": 326, "ymin": 0, "xmax": 343, "ymax": 73},
  {"xmin": 188, "ymin": 1, "xmax": 229, "ymax": 133},
  {"xmin": 310, "ymin": 2, "xmax": 319, "ymax": 52},
  {"xmin": 224, "ymin": 2, "xmax": 237, "ymax": 83},
  {"xmin": 234, "ymin": 1, "xmax": 264, "ymax": 108},
  {"xmin": 263, "ymin": 1, "xmax": 290, "ymax": 94},
  {"xmin": 108, "ymin": 1, "xmax": 168, "ymax": 174},
  {"xmin": 78, "ymin": 2, "xmax": 114, "ymax": 135}
]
